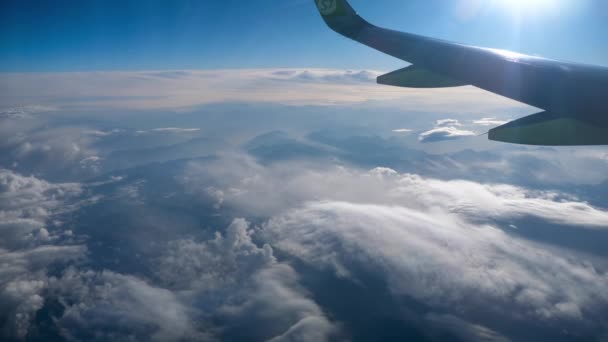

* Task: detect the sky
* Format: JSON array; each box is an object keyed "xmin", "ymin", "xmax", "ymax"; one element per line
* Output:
[
  {"xmin": 2, "ymin": 1, "xmax": 608, "ymax": 342},
  {"xmin": 1, "ymin": 0, "xmax": 608, "ymax": 71}
]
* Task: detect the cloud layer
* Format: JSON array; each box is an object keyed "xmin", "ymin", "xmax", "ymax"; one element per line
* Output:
[
  {"xmin": 182, "ymin": 157, "xmax": 608, "ymax": 340},
  {"xmin": 0, "ymin": 169, "xmax": 86, "ymax": 339},
  {"xmin": 2, "ymin": 68, "xmax": 608, "ymax": 341},
  {"xmin": 0, "ymin": 69, "xmax": 528, "ymax": 113}
]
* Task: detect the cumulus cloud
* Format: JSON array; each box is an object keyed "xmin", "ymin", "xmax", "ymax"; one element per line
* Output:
[
  {"xmin": 4, "ymin": 150, "xmax": 607, "ymax": 340},
  {"xmin": 261, "ymin": 200, "xmax": 608, "ymax": 337},
  {"xmin": 1, "ymin": 65, "xmax": 606, "ymax": 341},
  {"xmin": 178, "ymin": 157, "xmax": 608, "ymax": 337},
  {"xmin": 48, "ymin": 270, "xmax": 206, "ymax": 342},
  {"xmin": 183, "ymin": 158, "xmax": 608, "ymax": 228},
  {"xmin": 0, "ymin": 169, "xmax": 82, "ymax": 247},
  {"xmin": 0, "ymin": 126, "xmax": 104, "ymax": 180},
  {"xmin": 220, "ymin": 263, "xmax": 339, "ymax": 342},
  {"xmin": 154, "ymin": 218, "xmax": 275, "ymax": 292},
  {"xmin": 419, "ymin": 119, "xmax": 476, "ymax": 143},
  {"xmin": 0, "ymin": 169, "xmax": 86, "ymax": 339},
  {"xmin": 1, "ymin": 187, "xmax": 339, "ymax": 342},
  {"xmin": 153, "ymin": 219, "xmax": 338, "ymax": 341}
]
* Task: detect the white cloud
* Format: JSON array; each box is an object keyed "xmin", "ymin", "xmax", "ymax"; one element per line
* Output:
[
  {"xmin": 135, "ymin": 127, "xmax": 201, "ymax": 135},
  {"xmin": 419, "ymin": 126, "xmax": 477, "ymax": 142},
  {"xmin": 178, "ymin": 157, "xmax": 608, "ymax": 336},
  {"xmin": 473, "ymin": 118, "xmax": 509, "ymax": 126},
  {"xmin": 268, "ymin": 316, "xmax": 338, "ymax": 342},
  {"xmin": 0, "ymin": 245, "xmax": 86, "ymax": 339},
  {"xmin": 271, "ymin": 69, "xmax": 379, "ymax": 83},
  {"xmin": 436, "ymin": 118, "xmax": 462, "ymax": 127},
  {"xmin": 262, "ymin": 200, "xmax": 608, "ymax": 328},
  {"xmin": 182, "ymin": 158, "xmax": 608, "ymax": 228},
  {"xmin": 154, "ymin": 219, "xmax": 338, "ymax": 341},
  {"xmin": 0, "ymin": 69, "xmax": 528, "ymax": 113},
  {"xmin": 425, "ymin": 314, "xmax": 510, "ymax": 342},
  {"xmin": 0, "ymin": 169, "xmax": 86, "ymax": 339},
  {"xmin": 82, "ymin": 129, "xmax": 123, "ymax": 137},
  {"xmin": 0, "ymin": 169, "xmax": 82, "ymax": 247},
  {"xmin": 154, "ymin": 218, "xmax": 275, "ymax": 292},
  {"xmin": 49, "ymin": 270, "xmax": 207, "ymax": 342},
  {"xmin": 392, "ymin": 128, "xmax": 413, "ymax": 133},
  {"xmin": 0, "ymin": 126, "xmax": 103, "ymax": 180},
  {"xmin": 220, "ymin": 263, "xmax": 338, "ymax": 342},
  {"xmin": 419, "ymin": 118, "xmax": 476, "ymax": 143},
  {"xmin": 0, "ymin": 105, "xmax": 56, "ymax": 119}
]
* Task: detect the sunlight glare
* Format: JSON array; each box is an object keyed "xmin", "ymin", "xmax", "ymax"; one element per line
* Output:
[{"xmin": 494, "ymin": 0, "xmax": 561, "ymax": 16}]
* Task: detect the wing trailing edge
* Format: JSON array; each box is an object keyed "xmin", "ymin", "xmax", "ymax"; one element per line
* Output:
[{"xmin": 489, "ymin": 112, "xmax": 608, "ymax": 146}]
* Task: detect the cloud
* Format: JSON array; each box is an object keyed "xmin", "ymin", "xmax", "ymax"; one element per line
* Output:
[
  {"xmin": 154, "ymin": 218, "xmax": 275, "ymax": 292},
  {"xmin": 0, "ymin": 169, "xmax": 82, "ymax": 247},
  {"xmin": 0, "ymin": 126, "xmax": 104, "ymax": 181},
  {"xmin": 82, "ymin": 129, "xmax": 123, "ymax": 137},
  {"xmin": 177, "ymin": 157, "xmax": 608, "ymax": 338},
  {"xmin": 392, "ymin": 128, "xmax": 413, "ymax": 133},
  {"xmin": 135, "ymin": 127, "xmax": 201, "ymax": 135},
  {"xmin": 419, "ymin": 126, "xmax": 477, "ymax": 142},
  {"xmin": 261, "ymin": 200, "xmax": 608, "ymax": 337},
  {"xmin": 473, "ymin": 118, "xmax": 509, "ymax": 126},
  {"xmin": 2, "ymin": 60, "xmax": 607, "ymax": 342},
  {"xmin": 424, "ymin": 314, "xmax": 510, "ymax": 342},
  {"xmin": 49, "ymin": 269, "xmax": 207, "ymax": 342},
  {"xmin": 0, "ymin": 169, "xmax": 86, "ymax": 339},
  {"xmin": 182, "ymin": 158, "xmax": 608, "ymax": 228},
  {"xmin": 0, "ymin": 105, "xmax": 56, "ymax": 119},
  {"xmin": 272, "ymin": 69, "xmax": 379, "ymax": 83},
  {"xmin": 1, "ymin": 186, "xmax": 340, "ymax": 342},
  {"xmin": 0, "ymin": 69, "xmax": 529, "ymax": 113},
  {"xmin": 219, "ymin": 263, "xmax": 339, "ymax": 342},
  {"xmin": 435, "ymin": 118, "xmax": 462, "ymax": 127},
  {"xmin": 4, "ymin": 150, "xmax": 607, "ymax": 340},
  {"xmin": 419, "ymin": 119, "xmax": 477, "ymax": 143},
  {"xmin": 153, "ymin": 218, "xmax": 339, "ymax": 341}
]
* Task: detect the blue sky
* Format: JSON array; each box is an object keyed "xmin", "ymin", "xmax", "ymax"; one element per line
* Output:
[{"xmin": 2, "ymin": 0, "xmax": 607, "ymax": 72}]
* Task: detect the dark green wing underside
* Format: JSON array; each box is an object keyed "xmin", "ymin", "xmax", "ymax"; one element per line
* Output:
[
  {"xmin": 489, "ymin": 112, "xmax": 608, "ymax": 146},
  {"xmin": 378, "ymin": 66, "xmax": 468, "ymax": 88}
]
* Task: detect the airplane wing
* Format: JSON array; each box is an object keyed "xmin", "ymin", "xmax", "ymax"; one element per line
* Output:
[{"xmin": 314, "ymin": 0, "xmax": 608, "ymax": 145}]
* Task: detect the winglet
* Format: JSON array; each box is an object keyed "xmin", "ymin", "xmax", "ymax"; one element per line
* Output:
[
  {"xmin": 314, "ymin": 0, "xmax": 370, "ymax": 39},
  {"xmin": 315, "ymin": 0, "xmax": 356, "ymax": 17}
]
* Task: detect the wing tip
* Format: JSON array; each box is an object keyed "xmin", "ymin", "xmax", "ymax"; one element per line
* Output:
[{"xmin": 314, "ymin": 0, "xmax": 357, "ymax": 18}]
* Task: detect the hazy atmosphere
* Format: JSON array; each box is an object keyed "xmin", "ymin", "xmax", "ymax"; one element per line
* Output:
[{"xmin": 2, "ymin": 1, "xmax": 608, "ymax": 341}]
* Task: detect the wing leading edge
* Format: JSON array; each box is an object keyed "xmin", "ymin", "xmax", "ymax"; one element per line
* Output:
[{"xmin": 314, "ymin": 0, "xmax": 608, "ymax": 145}]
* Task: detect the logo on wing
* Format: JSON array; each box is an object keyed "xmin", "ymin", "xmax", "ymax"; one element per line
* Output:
[{"xmin": 316, "ymin": 0, "xmax": 337, "ymax": 16}]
